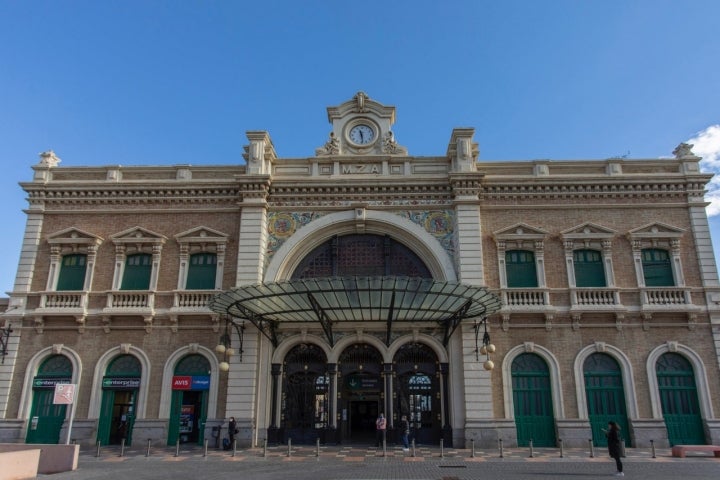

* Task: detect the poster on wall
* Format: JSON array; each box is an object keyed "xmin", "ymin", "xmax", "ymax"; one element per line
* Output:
[{"xmin": 179, "ymin": 405, "xmax": 195, "ymax": 433}]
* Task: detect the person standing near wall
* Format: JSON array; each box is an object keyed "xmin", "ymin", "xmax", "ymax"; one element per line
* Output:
[
  {"xmin": 399, "ymin": 415, "xmax": 410, "ymax": 451},
  {"xmin": 375, "ymin": 413, "xmax": 386, "ymax": 448},
  {"xmin": 228, "ymin": 416, "xmax": 237, "ymax": 449},
  {"xmin": 605, "ymin": 421, "xmax": 624, "ymax": 477}
]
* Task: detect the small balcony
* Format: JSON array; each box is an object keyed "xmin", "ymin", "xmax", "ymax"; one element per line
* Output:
[
  {"xmin": 105, "ymin": 291, "xmax": 154, "ymax": 311},
  {"xmin": 570, "ymin": 287, "xmax": 623, "ymax": 312},
  {"xmin": 641, "ymin": 287, "xmax": 692, "ymax": 308},
  {"xmin": 171, "ymin": 290, "xmax": 216, "ymax": 311},
  {"xmin": 501, "ymin": 288, "xmax": 550, "ymax": 309}
]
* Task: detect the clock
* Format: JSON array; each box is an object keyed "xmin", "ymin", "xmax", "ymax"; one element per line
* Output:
[{"xmin": 348, "ymin": 124, "xmax": 376, "ymax": 145}]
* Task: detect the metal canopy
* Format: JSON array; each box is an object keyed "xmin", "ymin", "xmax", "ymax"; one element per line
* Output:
[{"xmin": 208, "ymin": 276, "xmax": 502, "ymax": 348}]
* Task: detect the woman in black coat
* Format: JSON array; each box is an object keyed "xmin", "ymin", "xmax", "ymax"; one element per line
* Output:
[
  {"xmin": 228, "ymin": 417, "xmax": 237, "ymax": 448},
  {"xmin": 605, "ymin": 421, "xmax": 623, "ymax": 476}
]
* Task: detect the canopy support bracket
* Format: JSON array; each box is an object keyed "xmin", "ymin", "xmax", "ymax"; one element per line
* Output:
[
  {"xmin": 441, "ymin": 299, "xmax": 473, "ymax": 347},
  {"xmin": 307, "ymin": 291, "xmax": 335, "ymax": 347},
  {"xmin": 230, "ymin": 303, "xmax": 279, "ymax": 348}
]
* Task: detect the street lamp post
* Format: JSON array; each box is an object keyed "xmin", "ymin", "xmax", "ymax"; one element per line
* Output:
[
  {"xmin": 215, "ymin": 316, "xmax": 245, "ymax": 371},
  {"xmin": 474, "ymin": 318, "xmax": 496, "ymax": 370}
]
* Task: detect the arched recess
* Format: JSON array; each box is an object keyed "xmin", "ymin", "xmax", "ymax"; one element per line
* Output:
[
  {"xmin": 388, "ymin": 334, "xmax": 449, "ymax": 364},
  {"xmin": 646, "ymin": 342, "xmax": 714, "ymax": 420},
  {"xmin": 271, "ymin": 334, "xmax": 333, "ymax": 365},
  {"xmin": 88, "ymin": 345, "xmax": 152, "ymax": 419},
  {"xmin": 330, "ymin": 333, "xmax": 390, "ymax": 363},
  {"xmin": 264, "ymin": 210, "xmax": 456, "ymax": 282},
  {"xmin": 502, "ymin": 342, "xmax": 565, "ymax": 420},
  {"xmin": 18, "ymin": 345, "xmax": 83, "ymax": 420},
  {"xmin": 158, "ymin": 345, "xmax": 219, "ymax": 419},
  {"xmin": 574, "ymin": 343, "xmax": 638, "ymax": 419}
]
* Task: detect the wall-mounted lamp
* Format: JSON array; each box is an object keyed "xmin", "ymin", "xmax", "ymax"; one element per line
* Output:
[
  {"xmin": 215, "ymin": 316, "xmax": 245, "ymax": 372},
  {"xmin": 474, "ymin": 318, "xmax": 496, "ymax": 370}
]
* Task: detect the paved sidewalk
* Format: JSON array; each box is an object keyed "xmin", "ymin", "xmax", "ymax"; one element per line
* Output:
[{"xmin": 42, "ymin": 444, "xmax": 720, "ymax": 480}]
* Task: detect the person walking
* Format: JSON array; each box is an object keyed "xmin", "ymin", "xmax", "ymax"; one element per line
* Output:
[
  {"xmin": 228, "ymin": 416, "xmax": 237, "ymax": 449},
  {"xmin": 605, "ymin": 421, "xmax": 624, "ymax": 477},
  {"xmin": 375, "ymin": 413, "xmax": 386, "ymax": 448},
  {"xmin": 399, "ymin": 415, "xmax": 410, "ymax": 451}
]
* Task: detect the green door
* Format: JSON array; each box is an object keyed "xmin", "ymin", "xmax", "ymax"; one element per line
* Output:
[
  {"xmin": 656, "ymin": 353, "xmax": 706, "ymax": 446},
  {"xmin": 584, "ymin": 353, "xmax": 630, "ymax": 447},
  {"xmin": 97, "ymin": 355, "xmax": 141, "ymax": 446},
  {"xmin": 167, "ymin": 354, "xmax": 211, "ymax": 446},
  {"xmin": 26, "ymin": 355, "xmax": 73, "ymax": 444},
  {"xmin": 512, "ymin": 353, "xmax": 556, "ymax": 447}
]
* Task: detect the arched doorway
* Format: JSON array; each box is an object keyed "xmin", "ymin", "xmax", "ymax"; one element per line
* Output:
[
  {"xmin": 26, "ymin": 354, "xmax": 73, "ymax": 444},
  {"xmin": 656, "ymin": 352, "xmax": 706, "ymax": 445},
  {"xmin": 281, "ymin": 344, "xmax": 329, "ymax": 444},
  {"xmin": 97, "ymin": 354, "xmax": 141, "ymax": 446},
  {"xmin": 338, "ymin": 343, "xmax": 383, "ymax": 445},
  {"xmin": 512, "ymin": 353, "xmax": 556, "ymax": 447},
  {"xmin": 394, "ymin": 343, "xmax": 441, "ymax": 446},
  {"xmin": 168, "ymin": 354, "xmax": 211, "ymax": 446},
  {"xmin": 584, "ymin": 353, "xmax": 629, "ymax": 447}
]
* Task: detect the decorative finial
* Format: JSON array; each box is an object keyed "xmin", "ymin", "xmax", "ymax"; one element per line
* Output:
[
  {"xmin": 672, "ymin": 142, "xmax": 695, "ymax": 158},
  {"xmin": 38, "ymin": 150, "xmax": 61, "ymax": 167},
  {"xmin": 354, "ymin": 91, "xmax": 368, "ymax": 112}
]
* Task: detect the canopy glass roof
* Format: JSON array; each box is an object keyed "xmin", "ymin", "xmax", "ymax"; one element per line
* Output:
[{"xmin": 208, "ymin": 276, "xmax": 502, "ymax": 347}]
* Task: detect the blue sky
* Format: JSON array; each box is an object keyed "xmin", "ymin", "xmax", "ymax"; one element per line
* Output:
[{"xmin": 1, "ymin": 0, "xmax": 719, "ymax": 294}]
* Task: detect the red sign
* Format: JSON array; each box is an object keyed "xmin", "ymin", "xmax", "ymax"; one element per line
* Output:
[{"xmin": 172, "ymin": 376, "xmax": 192, "ymax": 390}]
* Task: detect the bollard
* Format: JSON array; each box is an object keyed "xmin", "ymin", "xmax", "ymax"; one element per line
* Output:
[
  {"xmin": 120, "ymin": 438, "xmax": 126, "ymax": 457},
  {"xmin": 288, "ymin": 437, "xmax": 292, "ymax": 457},
  {"xmin": 263, "ymin": 438, "xmax": 268, "ymax": 458},
  {"xmin": 588, "ymin": 438, "xmax": 594, "ymax": 458},
  {"xmin": 203, "ymin": 438, "xmax": 208, "ymax": 457},
  {"xmin": 529, "ymin": 438, "xmax": 534, "ymax": 458},
  {"xmin": 175, "ymin": 438, "xmax": 180, "ymax": 457},
  {"xmin": 559, "ymin": 438, "xmax": 564, "ymax": 458},
  {"xmin": 382, "ymin": 438, "xmax": 386, "ymax": 457},
  {"xmin": 651, "ymin": 439, "xmax": 656, "ymax": 459},
  {"xmin": 412, "ymin": 438, "xmax": 416, "ymax": 458},
  {"xmin": 440, "ymin": 438, "xmax": 444, "ymax": 458},
  {"xmin": 499, "ymin": 438, "xmax": 504, "ymax": 458},
  {"xmin": 316, "ymin": 437, "xmax": 320, "ymax": 458},
  {"xmin": 146, "ymin": 439, "xmax": 151, "ymax": 457},
  {"xmin": 95, "ymin": 440, "xmax": 101, "ymax": 458},
  {"xmin": 232, "ymin": 439, "xmax": 237, "ymax": 457},
  {"xmin": 471, "ymin": 438, "xmax": 475, "ymax": 458}
]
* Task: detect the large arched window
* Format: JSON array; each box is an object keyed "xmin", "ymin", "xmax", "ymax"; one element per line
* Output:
[{"xmin": 292, "ymin": 234, "xmax": 431, "ymax": 279}]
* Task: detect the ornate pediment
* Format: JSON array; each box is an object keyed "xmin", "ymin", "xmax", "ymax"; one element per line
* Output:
[
  {"xmin": 47, "ymin": 227, "xmax": 103, "ymax": 245},
  {"xmin": 493, "ymin": 223, "xmax": 548, "ymax": 241},
  {"xmin": 627, "ymin": 222, "xmax": 685, "ymax": 240},
  {"xmin": 174, "ymin": 226, "xmax": 229, "ymax": 243},
  {"xmin": 561, "ymin": 222, "xmax": 617, "ymax": 240},
  {"xmin": 315, "ymin": 92, "xmax": 408, "ymax": 156},
  {"xmin": 111, "ymin": 226, "xmax": 167, "ymax": 245}
]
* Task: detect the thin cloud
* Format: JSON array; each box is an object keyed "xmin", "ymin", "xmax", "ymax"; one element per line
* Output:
[{"xmin": 689, "ymin": 125, "xmax": 720, "ymax": 216}]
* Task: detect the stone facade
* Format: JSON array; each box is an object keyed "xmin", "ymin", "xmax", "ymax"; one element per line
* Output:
[{"xmin": 1, "ymin": 94, "xmax": 720, "ymax": 449}]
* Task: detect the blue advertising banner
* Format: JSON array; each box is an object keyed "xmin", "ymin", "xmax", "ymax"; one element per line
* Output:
[{"xmin": 191, "ymin": 376, "xmax": 210, "ymax": 390}]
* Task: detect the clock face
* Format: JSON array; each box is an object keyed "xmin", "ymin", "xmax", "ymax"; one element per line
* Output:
[{"xmin": 349, "ymin": 124, "xmax": 375, "ymax": 145}]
